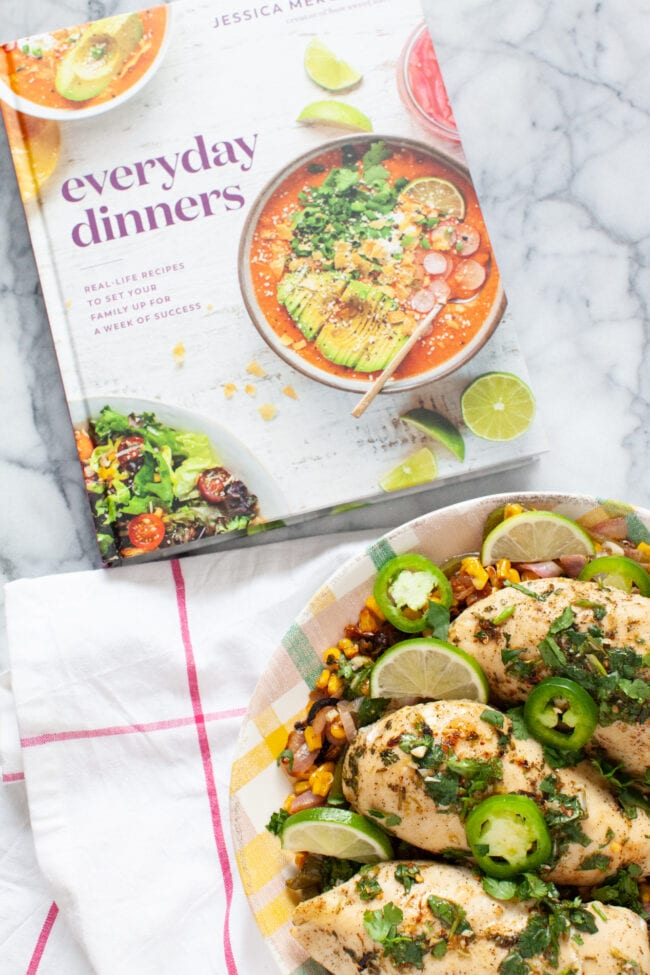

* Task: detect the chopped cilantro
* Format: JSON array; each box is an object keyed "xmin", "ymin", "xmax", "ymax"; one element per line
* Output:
[
  {"xmin": 579, "ymin": 852, "xmax": 612, "ymax": 871},
  {"xmin": 394, "ymin": 863, "xmax": 423, "ymax": 893},
  {"xmin": 363, "ymin": 902, "xmax": 426, "ymax": 970},
  {"xmin": 427, "ymin": 895, "xmax": 473, "ymax": 936},
  {"xmin": 356, "ymin": 865, "xmax": 382, "ymax": 900},
  {"xmin": 480, "ymin": 708, "xmax": 505, "ymax": 729},
  {"xmin": 265, "ymin": 808, "xmax": 289, "ymax": 836}
]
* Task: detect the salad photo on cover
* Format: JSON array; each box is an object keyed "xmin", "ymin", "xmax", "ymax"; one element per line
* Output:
[{"xmin": 238, "ymin": 499, "xmax": 650, "ymax": 974}]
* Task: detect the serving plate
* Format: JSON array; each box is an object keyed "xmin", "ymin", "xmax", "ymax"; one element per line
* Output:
[
  {"xmin": 229, "ymin": 490, "xmax": 650, "ymax": 975},
  {"xmin": 69, "ymin": 395, "xmax": 287, "ymax": 545},
  {"xmin": 0, "ymin": 6, "xmax": 173, "ymax": 121},
  {"xmin": 239, "ymin": 133, "xmax": 506, "ymax": 395}
]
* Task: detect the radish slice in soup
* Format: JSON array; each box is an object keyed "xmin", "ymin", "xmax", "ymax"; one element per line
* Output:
[
  {"xmin": 423, "ymin": 251, "xmax": 451, "ymax": 276},
  {"xmin": 455, "ymin": 224, "xmax": 480, "ymax": 256},
  {"xmin": 450, "ymin": 259, "xmax": 486, "ymax": 295},
  {"xmin": 411, "ymin": 287, "xmax": 439, "ymax": 313},
  {"xmin": 428, "ymin": 277, "xmax": 451, "ymax": 304}
]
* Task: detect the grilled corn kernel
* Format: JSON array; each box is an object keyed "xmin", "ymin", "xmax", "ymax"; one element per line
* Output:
[
  {"xmin": 294, "ymin": 780, "xmax": 311, "ymax": 795},
  {"xmin": 309, "ymin": 768, "xmax": 334, "ymax": 797},
  {"xmin": 495, "ymin": 559, "xmax": 512, "ymax": 579},
  {"xmin": 486, "ymin": 565, "xmax": 499, "ymax": 586},
  {"xmin": 316, "ymin": 668, "xmax": 330, "ymax": 690},
  {"xmin": 304, "ymin": 726, "xmax": 322, "ymax": 751},
  {"xmin": 504, "ymin": 568, "xmax": 521, "ymax": 583},
  {"xmin": 609, "ymin": 841, "xmax": 623, "ymax": 855},
  {"xmin": 637, "ymin": 542, "xmax": 650, "ymax": 560},
  {"xmin": 365, "ymin": 594, "xmax": 385, "ymax": 621},
  {"xmin": 460, "ymin": 557, "xmax": 490, "ymax": 590},
  {"xmin": 358, "ymin": 608, "xmax": 380, "ymax": 633},
  {"xmin": 504, "ymin": 503, "xmax": 524, "ymax": 519},
  {"xmin": 340, "ymin": 641, "xmax": 359, "ymax": 659},
  {"xmin": 295, "ymin": 852, "xmax": 308, "ymax": 869},
  {"xmin": 329, "ymin": 720, "xmax": 347, "ymax": 741},
  {"xmin": 327, "ymin": 673, "xmax": 344, "ymax": 697},
  {"xmin": 324, "ymin": 646, "xmax": 341, "ymax": 666},
  {"xmin": 283, "ymin": 794, "xmax": 295, "ymax": 812},
  {"xmin": 338, "ymin": 637, "xmax": 355, "ymax": 652}
]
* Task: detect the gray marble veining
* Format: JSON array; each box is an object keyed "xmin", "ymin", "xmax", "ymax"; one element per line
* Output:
[{"xmin": 1, "ymin": 0, "xmax": 649, "ymax": 670}]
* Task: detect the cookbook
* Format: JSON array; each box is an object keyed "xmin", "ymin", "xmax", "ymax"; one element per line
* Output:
[{"xmin": 0, "ymin": 0, "xmax": 545, "ymax": 565}]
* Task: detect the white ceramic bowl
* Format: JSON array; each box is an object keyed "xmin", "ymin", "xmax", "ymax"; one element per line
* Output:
[
  {"xmin": 0, "ymin": 7, "xmax": 173, "ymax": 121},
  {"xmin": 69, "ymin": 394, "xmax": 287, "ymax": 524},
  {"xmin": 229, "ymin": 490, "xmax": 650, "ymax": 974},
  {"xmin": 238, "ymin": 133, "xmax": 506, "ymax": 394}
]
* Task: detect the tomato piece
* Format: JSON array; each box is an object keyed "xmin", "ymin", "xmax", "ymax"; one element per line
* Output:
[
  {"xmin": 75, "ymin": 428, "xmax": 94, "ymax": 462},
  {"xmin": 127, "ymin": 512, "xmax": 165, "ymax": 551},
  {"xmin": 197, "ymin": 466, "xmax": 231, "ymax": 504},
  {"xmin": 116, "ymin": 435, "xmax": 145, "ymax": 467}
]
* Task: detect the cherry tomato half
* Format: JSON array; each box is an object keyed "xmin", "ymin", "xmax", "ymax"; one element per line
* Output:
[
  {"xmin": 197, "ymin": 466, "xmax": 231, "ymax": 504},
  {"xmin": 75, "ymin": 428, "xmax": 94, "ymax": 462},
  {"xmin": 127, "ymin": 512, "xmax": 165, "ymax": 551}
]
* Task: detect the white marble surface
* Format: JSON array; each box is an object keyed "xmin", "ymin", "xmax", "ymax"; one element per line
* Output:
[{"xmin": 1, "ymin": 0, "xmax": 650, "ymax": 672}]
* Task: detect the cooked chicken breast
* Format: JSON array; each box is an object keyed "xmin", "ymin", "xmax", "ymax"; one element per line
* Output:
[
  {"xmin": 448, "ymin": 578, "xmax": 650, "ymax": 777},
  {"xmin": 342, "ymin": 700, "xmax": 650, "ymax": 885},
  {"xmin": 292, "ymin": 861, "xmax": 650, "ymax": 974}
]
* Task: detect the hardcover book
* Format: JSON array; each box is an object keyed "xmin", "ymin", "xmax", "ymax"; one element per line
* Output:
[{"xmin": 0, "ymin": 0, "xmax": 545, "ymax": 564}]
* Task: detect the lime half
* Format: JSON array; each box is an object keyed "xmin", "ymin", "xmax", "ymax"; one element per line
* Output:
[
  {"xmin": 379, "ymin": 447, "xmax": 437, "ymax": 493},
  {"xmin": 297, "ymin": 100, "xmax": 373, "ymax": 132},
  {"xmin": 461, "ymin": 372, "xmax": 535, "ymax": 441},
  {"xmin": 481, "ymin": 510, "xmax": 596, "ymax": 564},
  {"xmin": 401, "ymin": 177, "xmax": 465, "ymax": 219},
  {"xmin": 304, "ymin": 39, "xmax": 362, "ymax": 91},
  {"xmin": 281, "ymin": 807, "xmax": 392, "ymax": 862},
  {"xmin": 400, "ymin": 408, "xmax": 465, "ymax": 461},
  {"xmin": 369, "ymin": 637, "xmax": 489, "ymax": 702}
]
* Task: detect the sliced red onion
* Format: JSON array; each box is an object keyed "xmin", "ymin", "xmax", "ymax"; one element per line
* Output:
[
  {"xmin": 337, "ymin": 702, "xmax": 358, "ymax": 743},
  {"xmin": 289, "ymin": 789, "xmax": 324, "ymax": 813},
  {"xmin": 591, "ymin": 517, "xmax": 628, "ymax": 540},
  {"xmin": 558, "ymin": 554, "xmax": 588, "ymax": 577},
  {"xmin": 291, "ymin": 740, "xmax": 319, "ymax": 776},
  {"xmin": 517, "ymin": 560, "xmax": 562, "ymax": 578}
]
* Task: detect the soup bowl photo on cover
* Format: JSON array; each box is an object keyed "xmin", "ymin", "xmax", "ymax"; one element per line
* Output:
[
  {"xmin": 0, "ymin": 6, "xmax": 172, "ymax": 120},
  {"xmin": 239, "ymin": 134, "xmax": 506, "ymax": 396}
]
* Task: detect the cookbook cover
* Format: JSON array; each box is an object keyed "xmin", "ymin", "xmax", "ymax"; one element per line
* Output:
[{"xmin": 0, "ymin": 0, "xmax": 545, "ymax": 565}]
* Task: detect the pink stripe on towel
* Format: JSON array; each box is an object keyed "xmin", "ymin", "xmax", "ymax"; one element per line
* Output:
[
  {"xmin": 20, "ymin": 707, "xmax": 246, "ymax": 749},
  {"xmin": 26, "ymin": 902, "xmax": 58, "ymax": 974},
  {"xmin": 171, "ymin": 560, "xmax": 239, "ymax": 975}
]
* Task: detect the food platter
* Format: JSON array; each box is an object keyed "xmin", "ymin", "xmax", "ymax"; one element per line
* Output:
[
  {"xmin": 0, "ymin": 6, "xmax": 173, "ymax": 121},
  {"xmin": 239, "ymin": 134, "xmax": 506, "ymax": 395},
  {"xmin": 229, "ymin": 491, "xmax": 650, "ymax": 974}
]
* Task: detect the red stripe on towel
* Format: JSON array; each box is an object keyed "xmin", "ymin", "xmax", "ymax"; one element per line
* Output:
[
  {"xmin": 26, "ymin": 902, "xmax": 58, "ymax": 974},
  {"xmin": 2, "ymin": 770, "xmax": 25, "ymax": 782},
  {"xmin": 20, "ymin": 707, "xmax": 246, "ymax": 749},
  {"xmin": 171, "ymin": 560, "xmax": 238, "ymax": 975}
]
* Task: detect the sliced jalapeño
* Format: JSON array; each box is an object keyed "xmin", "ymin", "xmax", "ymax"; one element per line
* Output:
[
  {"xmin": 465, "ymin": 794, "xmax": 552, "ymax": 879},
  {"xmin": 578, "ymin": 554, "xmax": 650, "ymax": 597},
  {"xmin": 524, "ymin": 676, "xmax": 598, "ymax": 752},
  {"xmin": 373, "ymin": 553, "xmax": 453, "ymax": 633}
]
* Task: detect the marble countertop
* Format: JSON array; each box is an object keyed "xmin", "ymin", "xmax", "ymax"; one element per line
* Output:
[{"xmin": 1, "ymin": 0, "xmax": 649, "ymax": 670}]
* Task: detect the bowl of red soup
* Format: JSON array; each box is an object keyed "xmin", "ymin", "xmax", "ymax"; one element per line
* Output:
[
  {"xmin": 239, "ymin": 135, "xmax": 506, "ymax": 395},
  {"xmin": 0, "ymin": 6, "xmax": 171, "ymax": 120}
]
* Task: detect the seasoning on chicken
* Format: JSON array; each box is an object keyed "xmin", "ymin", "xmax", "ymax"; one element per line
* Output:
[
  {"xmin": 447, "ymin": 578, "xmax": 650, "ymax": 776},
  {"xmin": 292, "ymin": 860, "xmax": 650, "ymax": 974},
  {"xmin": 342, "ymin": 699, "xmax": 650, "ymax": 886}
]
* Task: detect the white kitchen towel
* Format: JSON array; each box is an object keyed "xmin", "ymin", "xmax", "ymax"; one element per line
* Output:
[{"xmin": 2, "ymin": 531, "xmax": 374, "ymax": 975}]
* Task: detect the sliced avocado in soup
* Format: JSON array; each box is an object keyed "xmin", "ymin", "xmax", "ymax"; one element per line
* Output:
[
  {"xmin": 277, "ymin": 271, "xmax": 347, "ymax": 340},
  {"xmin": 316, "ymin": 280, "xmax": 408, "ymax": 372},
  {"xmin": 55, "ymin": 14, "xmax": 144, "ymax": 102}
]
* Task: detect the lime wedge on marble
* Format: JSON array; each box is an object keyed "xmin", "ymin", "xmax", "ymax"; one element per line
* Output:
[
  {"xmin": 400, "ymin": 408, "xmax": 465, "ymax": 461},
  {"xmin": 297, "ymin": 100, "xmax": 373, "ymax": 132}
]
